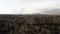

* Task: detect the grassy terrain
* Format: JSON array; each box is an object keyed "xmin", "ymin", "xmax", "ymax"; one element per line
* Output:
[{"xmin": 0, "ymin": 14, "xmax": 60, "ymax": 34}]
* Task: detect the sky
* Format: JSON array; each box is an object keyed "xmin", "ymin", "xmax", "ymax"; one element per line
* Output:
[{"xmin": 0, "ymin": 0, "xmax": 60, "ymax": 14}]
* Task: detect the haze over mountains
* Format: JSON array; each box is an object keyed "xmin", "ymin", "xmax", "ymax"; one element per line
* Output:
[
  {"xmin": 20, "ymin": 8, "xmax": 60, "ymax": 14},
  {"xmin": 37, "ymin": 8, "xmax": 60, "ymax": 14}
]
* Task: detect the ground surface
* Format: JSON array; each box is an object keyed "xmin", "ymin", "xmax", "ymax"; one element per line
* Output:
[{"xmin": 0, "ymin": 14, "xmax": 60, "ymax": 34}]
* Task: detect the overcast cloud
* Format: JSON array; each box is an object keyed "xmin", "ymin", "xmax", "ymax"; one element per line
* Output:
[{"xmin": 0, "ymin": 0, "xmax": 60, "ymax": 14}]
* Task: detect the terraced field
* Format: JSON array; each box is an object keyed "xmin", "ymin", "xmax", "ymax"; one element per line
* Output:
[{"xmin": 0, "ymin": 14, "xmax": 60, "ymax": 34}]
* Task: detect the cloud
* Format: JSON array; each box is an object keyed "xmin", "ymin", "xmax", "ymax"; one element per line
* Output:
[
  {"xmin": 0, "ymin": 0, "xmax": 60, "ymax": 14},
  {"xmin": 0, "ymin": 0, "xmax": 16, "ymax": 14},
  {"xmin": 15, "ymin": 0, "xmax": 60, "ymax": 14},
  {"xmin": 0, "ymin": 8, "xmax": 13, "ymax": 14}
]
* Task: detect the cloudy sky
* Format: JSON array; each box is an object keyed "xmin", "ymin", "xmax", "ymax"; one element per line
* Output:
[{"xmin": 0, "ymin": 0, "xmax": 60, "ymax": 14}]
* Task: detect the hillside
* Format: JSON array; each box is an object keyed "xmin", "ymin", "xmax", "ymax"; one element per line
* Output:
[{"xmin": 0, "ymin": 14, "xmax": 60, "ymax": 34}]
